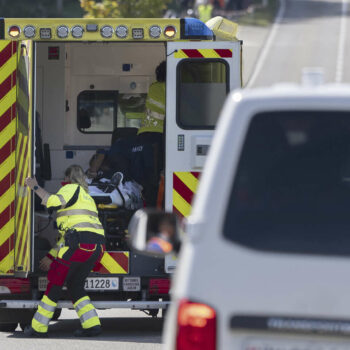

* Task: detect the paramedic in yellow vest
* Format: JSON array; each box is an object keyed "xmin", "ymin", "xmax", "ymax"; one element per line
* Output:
[
  {"xmin": 24, "ymin": 165, "xmax": 105, "ymax": 338},
  {"xmin": 197, "ymin": 0, "xmax": 213, "ymax": 23},
  {"xmin": 137, "ymin": 61, "xmax": 166, "ymax": 207}
]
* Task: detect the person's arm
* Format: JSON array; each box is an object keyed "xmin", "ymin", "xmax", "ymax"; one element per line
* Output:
[{"xmin": 25, "ymin": 177, "xmax": 50, "ymax": 204}]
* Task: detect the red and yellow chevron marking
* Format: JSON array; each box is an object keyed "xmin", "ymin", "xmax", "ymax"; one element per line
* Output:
[
  {"xmin": 174, "ymin": 49, "xmax": 232, "ymax": 59},
  {"xmin": 0, "ymin": 40, "xmax": 17, "ymax": 275},
  {"xmin": 173, "ymin": 172, "xmax": 200, "ymax": 218},
  {"xmin": 14, "ymin": 40, "xmax": 33, "ymax": 274},
  {"xmin": 93, "ymin": 251, "xmax": 129, "ymax": 274}
]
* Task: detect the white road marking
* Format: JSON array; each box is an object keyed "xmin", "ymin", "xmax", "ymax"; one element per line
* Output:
[
  {"xmin": 246, "ymin": 0, "xmax": 286, "ymax": 87},
  {"xmin": 335, "ymin": 0, "xmax": 348, "ymax": 83}
]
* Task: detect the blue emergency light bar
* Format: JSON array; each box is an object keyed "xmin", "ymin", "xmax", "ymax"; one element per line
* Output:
[{"xmin": 180, "ymin": 18, "xmax": 214, "ymax": 40}]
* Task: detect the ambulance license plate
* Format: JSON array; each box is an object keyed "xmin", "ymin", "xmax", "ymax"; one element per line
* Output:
[
  {"xmin": 243, "ymin": 338, "xmax": 349, "ymax": 350},
  {"xmin": 84, "ymin": 277, "xmax": 119, "ymax": 290},
  {"xmin": 38, "ymin": 277, "xmax": 119, "ymax": 291}
]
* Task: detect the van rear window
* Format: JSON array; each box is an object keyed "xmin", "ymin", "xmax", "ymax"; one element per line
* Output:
[{"xmin": 223, "ymin": 111, "xmax": 350, "ymax": 256}]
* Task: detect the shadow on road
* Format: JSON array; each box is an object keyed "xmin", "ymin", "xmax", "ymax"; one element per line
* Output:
[{"xmin": 8, "ymin": 317, "xmax": 164, "ymax": 343}]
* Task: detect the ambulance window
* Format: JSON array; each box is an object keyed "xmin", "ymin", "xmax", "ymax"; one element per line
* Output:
[
  {"xmin": 223, "ymin": 111, "xmax": 350, "ymax": 257},
  {"xmin": 77, "ymin": 91, "xmax": 118, "ymax": 133},
  {"xmin": 177, "ymin": 60, "xmax": 228, "ymax": 129}
]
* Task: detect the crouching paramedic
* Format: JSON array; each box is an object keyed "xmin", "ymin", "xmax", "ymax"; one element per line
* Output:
[{"xmin": 24, "ymin": 164, "xmax": 105, "ymax": 337}]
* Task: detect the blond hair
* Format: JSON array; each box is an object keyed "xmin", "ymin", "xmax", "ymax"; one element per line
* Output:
[{"xmin": 65, "ymin": 165, "xmax": 88, "ymax": 193}]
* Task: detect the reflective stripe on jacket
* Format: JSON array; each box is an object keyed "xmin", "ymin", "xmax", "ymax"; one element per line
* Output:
[{"xmin": 138, "ymin": 81, "xmax": 165, "ymax": 134}]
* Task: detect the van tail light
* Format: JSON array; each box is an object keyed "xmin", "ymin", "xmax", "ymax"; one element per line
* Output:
[{"xmin": 176, "ymin": 299, "xmax": 216, "ymax": 350}]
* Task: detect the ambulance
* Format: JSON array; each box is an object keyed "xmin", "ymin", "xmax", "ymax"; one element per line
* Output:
[{"xmin": 0, "ymin": 16, "xmax": 242, "ymax": 330}]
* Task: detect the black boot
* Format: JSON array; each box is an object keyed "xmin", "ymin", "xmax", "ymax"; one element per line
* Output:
[
  {"xmin": 74, "ymin": 325, "xmax": 102, "ymax": 337},
  {"xmin": 23, "ymin": 326, "xmax": 48, "ymax": 338}
]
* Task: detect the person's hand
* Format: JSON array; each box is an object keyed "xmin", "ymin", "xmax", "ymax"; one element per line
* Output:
[
  {"xmin": 39, "ymin": 256, "xmax": 52, "ymax": 271},
  {"xmin": 25, "ymin": 177, "xmax": 38, "ymax": 190}
]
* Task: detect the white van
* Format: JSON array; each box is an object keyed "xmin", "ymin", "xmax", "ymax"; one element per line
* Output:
[{"xmin": 130, "ymin": 84, "xmax": 350, "ymax": 350}]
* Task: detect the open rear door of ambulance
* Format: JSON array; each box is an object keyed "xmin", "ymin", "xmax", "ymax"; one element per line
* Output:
[{"xmin": 165, "ymin": 36, "xmax": 241, "ymax": 272}]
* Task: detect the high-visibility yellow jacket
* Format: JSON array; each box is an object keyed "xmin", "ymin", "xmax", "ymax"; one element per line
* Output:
[
  {"xmin": 43, "ymin": 184, "xmax": 104, "ymax": 258},
  {"xmin": 138, "ymin": 81, "xmax": 165, "ymax": 134},
  {"xmin": 198, "ymin": 4, "xmax": 213, "ymax": 23}
]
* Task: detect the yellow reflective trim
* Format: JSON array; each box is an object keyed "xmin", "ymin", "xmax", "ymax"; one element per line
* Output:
[
  {"xmin": 0, "ymin": 153, "xmax": 15, "ymax": 183},
  {"xmin": 57, "ymin": 246, "xmax": 69, "ymax": 259},
  {"xmin": 197, "ymin": 49, "xmax": 220, "ymax": 58},
  {"xmin": 0, "ymin": 40, "xmax": 11, "ymax": 51},
  {"xmin": 174, "ymin": 50, "xmax": 188, "ymax": 59},
  {"xmin": 0, "ymin": 249, "xmax": 14, "ymax": 275},
  {"xmin": 74, "ymin": 296, "xmax": 90, "ymax": 308},
  {"xmin": 0, "ymin": 218, "xmax": 14, "ymax": 246},
  {"xmin": 0, "ymin": 184, "xmax": 15, "ymax": 213},
  {"xmin": 0, "ymin": 118, "xmax": 16, "ymax": 150},
  {"xmin": 0, "ymin": 86, "xmax": 16, "ymax": 116},
  {"xmin": 174, "ymin": 172, "xmax": 199, "ymax": 194},
  {"xmin": 173, "ymin": 189, "xmax": 192, "ymax": 217},
  {"xmin": 100, "ymin": 252, "xmax": 127, "ymax": 274},
  {"xmin": 0, "ymin": 54, "xmax": 16, "ymax": 85}
]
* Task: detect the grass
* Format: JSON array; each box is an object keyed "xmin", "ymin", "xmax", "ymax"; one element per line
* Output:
[{"xmin": 235, "ymin": 0, "xmax": 279, "ymax": 27}]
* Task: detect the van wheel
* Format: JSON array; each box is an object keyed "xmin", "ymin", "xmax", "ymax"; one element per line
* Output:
[{"xmin": 0, "ymin": 323, "xmax": 18, "ymax": 332}]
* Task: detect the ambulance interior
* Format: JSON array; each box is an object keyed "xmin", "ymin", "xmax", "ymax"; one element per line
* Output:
[{"xmin": 33, "ymin": 42, "xmax": 166, "ymax": 269}]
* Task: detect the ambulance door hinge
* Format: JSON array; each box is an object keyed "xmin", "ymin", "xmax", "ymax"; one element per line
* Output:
[{"xmin": 65, "ymin": 100, "xmax": 69, "ymax": 112}]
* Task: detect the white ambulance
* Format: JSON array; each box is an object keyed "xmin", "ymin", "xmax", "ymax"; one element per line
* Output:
[{"xmin": 130, "ymin": 83, "xmax": 350, "ymax": 350}]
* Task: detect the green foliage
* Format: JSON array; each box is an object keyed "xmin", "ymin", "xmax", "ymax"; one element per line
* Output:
[
  {"xmin": 0, "ymin": 0, "xmax": 83, "ymax": 17},
  {"xmin": 80, "ymin": 0, "xmax": 171, "ymax": 18},
  {"xmin": 118, "ymin": 0, "xmax": 171, "ymax": 18},
  {"xmin": 80, "ymin": 0, "xmax": 120, "ymax": 18}
]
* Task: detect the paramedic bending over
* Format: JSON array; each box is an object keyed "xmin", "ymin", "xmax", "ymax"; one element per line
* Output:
[{"xmin": 24, "ymin": 165, "xmax": 105, "ymax": 338}]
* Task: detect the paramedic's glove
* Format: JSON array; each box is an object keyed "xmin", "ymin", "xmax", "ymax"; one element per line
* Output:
[
  {"xmin": 25, "ymin": 177, "xmax": 38, "ymax": 190},
  {"xmin": 39, "ymin": 256, "xmax": 53, "ymax": 271}
]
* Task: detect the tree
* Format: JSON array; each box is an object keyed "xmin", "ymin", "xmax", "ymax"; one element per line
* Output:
[
  {"xmin": 118, "ymin": 0, "xmax": 171, "ymax": 18},
  {"xmin": 80, "ymin": 0, "xmax": 171, "ymax": 18},
  {"xmin": 80, "ymin": 0, "xmax": 120, "ymax": 18}
]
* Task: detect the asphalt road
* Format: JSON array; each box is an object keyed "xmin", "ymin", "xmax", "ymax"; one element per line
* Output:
[
  {"xmin": 0, "ymin": 309, "xmax": 164, "ymax": 350},
  {"xmin": 247, "ymin": 0, "xmax": 350, "ymax": 87}
]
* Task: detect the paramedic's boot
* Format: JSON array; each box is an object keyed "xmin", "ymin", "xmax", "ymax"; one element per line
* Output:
[
  {"xmin": 24, "ymin": 295, "xmax": 57, "ymax": 337},
  {"xmin": 73, "ymin": 296, "xmax": 102, "ymax": 337},
  {"xmin": 74, "ymin": 325, "xmax": 102, "ymax": 337},
  {"xmin": 23, "ymin": 326, "xmax": 48, "ymax": 338}
]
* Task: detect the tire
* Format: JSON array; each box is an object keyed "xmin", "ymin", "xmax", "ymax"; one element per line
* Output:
[
  {"xmin": 148, "ymin": 309, "xmax": 159, "ymax": 318},
  {"xmin": 0, "ymin": 323, "xmax": 18, "ymax": 332}
]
